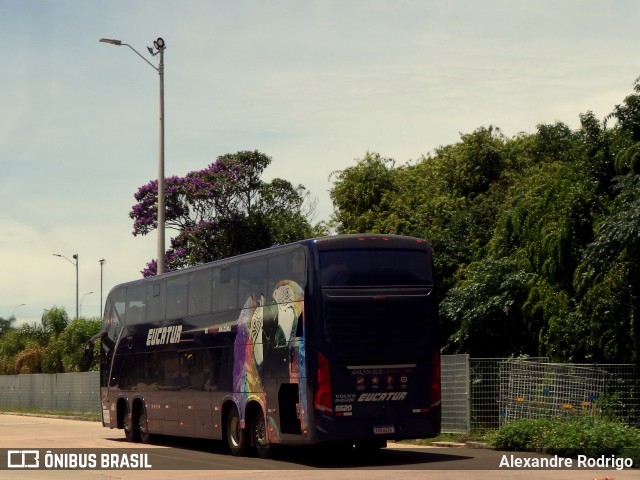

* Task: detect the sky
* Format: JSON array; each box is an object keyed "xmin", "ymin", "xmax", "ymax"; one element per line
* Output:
[{"xmin": 1, "ymin": 0, "xmax": 639, "ymax": 324}]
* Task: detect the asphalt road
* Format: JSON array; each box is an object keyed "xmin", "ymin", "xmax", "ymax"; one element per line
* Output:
[{"xmin": 0, "ymin": 413, "xmax": 636, "ymax": 480}]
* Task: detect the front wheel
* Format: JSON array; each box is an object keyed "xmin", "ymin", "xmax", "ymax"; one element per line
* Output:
[
  {"xmin": 226, "ymin": 407, "xmax": 247, "ymax": 457},
  {"xmin": 252, "ymin": 407, "xmax": 274, "ymax": 459}
]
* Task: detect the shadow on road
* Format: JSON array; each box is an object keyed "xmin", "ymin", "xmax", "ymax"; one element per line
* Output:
[{"xmin": 106, "ymin": 434, "xmax": 473, "ymax": 469}]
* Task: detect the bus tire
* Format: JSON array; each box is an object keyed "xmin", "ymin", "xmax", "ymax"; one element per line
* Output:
[
  {"xmin": 123, "ymin": 403, "xmax": 140, "ymax": 443},
  {"xmin": 137, "ymin": 403, "xmax": 153, "ymax": 444},
  {"xmin": 226, "ymin": 407, "xmax": 247, "ymax": 456},
  {"xmin": 252, "ymin": 407, "xmax": 273, "ymax": 459}
]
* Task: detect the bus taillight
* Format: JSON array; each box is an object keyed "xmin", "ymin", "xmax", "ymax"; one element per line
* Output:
[
  {"xmin": 314, "ymin": 352, "xmax": 333, "ymax": 415},
  {"xmin": 431, "ymin": 350, "xmax": 441, "ymax": 408}
]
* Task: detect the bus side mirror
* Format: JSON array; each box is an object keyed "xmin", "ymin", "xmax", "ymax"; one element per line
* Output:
[{"xmin": 84, "ymin": 343, "xmax": 94, "ymax": 364}]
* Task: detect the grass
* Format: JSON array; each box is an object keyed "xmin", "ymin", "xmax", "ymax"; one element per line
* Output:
[
  {"xmin": 492, "ymin": 416, "xmax": 640, "ymax": 465},
  {"xmin": 415, "ymin": 430, "xmax": 495, "ymax": 445},
  {"xmin": 0, "ymin": 406, "xmax": 100, "ymax": 421}
]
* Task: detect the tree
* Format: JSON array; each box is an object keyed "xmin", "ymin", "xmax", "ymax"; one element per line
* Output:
[
  {"xmin": 130, "ymin": 150, "xmax": 316, "ymax": 275},
  {"xmin": 48, "ymin": 318, "xmax": 102, "ymax": 372},
  {"xmin": 440, "ymin": 257, "xmax": 533, "ymax": 356},
  {"xmin": 0, "ymin": 315, "xmax": 16, "ymax": 338},
  {"xmin": 41, "ymin": 307, "xmax": 69, "ymax": 336},
  {"xmin": 572, "ymin": 174, "xmax": 640, "ymax": 362},
  {"xmin": 0, "ymin": 322, "xmax": 48, "ymax": 374},
  {"xmin": 329, "ymin": 152, "xmax": 398, "ymax": 233}
]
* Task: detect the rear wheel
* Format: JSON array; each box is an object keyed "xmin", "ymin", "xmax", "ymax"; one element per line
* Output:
[
  {"xmin": 252, "ymin": 407, "xmax": 274, "ymax": 459},
  {"xmin": 137, "ymin": 404, "xmax": 152, "ymax": 444},
  {"xmin": 123, "ymin": 404, "xmax": 139, "ymax": 443},
  {"xmin": 226, "ymin": 407, "xmax": 247, "ymax": 457}
]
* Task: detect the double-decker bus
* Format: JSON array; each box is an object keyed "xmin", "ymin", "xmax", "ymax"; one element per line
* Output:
[{"xmin": 85, "ymin": 234, "xmax": 440, "ymax": 457}]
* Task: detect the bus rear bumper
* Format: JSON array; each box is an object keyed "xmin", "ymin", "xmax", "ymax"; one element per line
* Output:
[{"xmin": 313, "ymin": 411, "xmax": 441, "ymax": 442}]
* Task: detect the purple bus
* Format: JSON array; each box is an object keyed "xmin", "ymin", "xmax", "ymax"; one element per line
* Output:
[{"xmin": 85, "ymin": 234, "xmax": 440, "ymax": 457}]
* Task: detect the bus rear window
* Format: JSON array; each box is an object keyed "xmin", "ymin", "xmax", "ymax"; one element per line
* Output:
[{"xmin": 319, "ymin": 249, "xmax": 432, "ymax": 287}]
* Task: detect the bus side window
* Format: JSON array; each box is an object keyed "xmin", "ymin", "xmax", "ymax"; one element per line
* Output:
[
  {"xmin": 188, "ymin": 269, "xmax": 212, "ymax": 316},
  {"xmin": 212, "ymin": 265, "xmax": 238, "ymax": 312},
  {"xmin": 126, "ymin": 284, "xmax": 146, "ymax": 325},
  {"xmin": 167, "ymin": 276, "xmax": 188, "ymax": 320},
  {"xmin": 238, "ymin": 259, "xmax": 267, "ymax": 305},
  {"xmin": 147, "ymin": 281, "xmax": 165, "ymax": 323},
  {"xmin": 161, "ymin": 352, "xmax": 180, "ymax": 388},
  {"xmin": 202, "ymin": 348, "xmax": 221, "ymax": 391},
  {"xmin": 180, "ymin": 351, "xmax": 196, "ymax": 389}
]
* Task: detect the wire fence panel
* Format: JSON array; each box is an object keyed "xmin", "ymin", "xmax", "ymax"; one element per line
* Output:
[
  {"xmin": 467, "ymin": 358, "xmax": 550, "ymax": 431},
  {"xmin": 0, "ymin": 362, "xmax": 638, "ymax": 431},
  {"xmin": 498, "ymin": 361, "xmax": 640, "ymax": 427},
  {"xmin": 499, "ymin": 360, "xmax": 606, "ymax": 425},
  {"xmin": 441, "ymin": 354, "xmax": 470, "ymax": 433}
]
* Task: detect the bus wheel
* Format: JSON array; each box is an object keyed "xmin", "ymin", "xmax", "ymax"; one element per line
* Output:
[
  {"xmin": 252, "ymin": 407, "xmax": 273, "ymax": 459},
  {"xmin": 137, "ymin": 404, "xmax": 153, "ymax": 444},
  {"xmin": 123, "ymin": 405, "xmax": 139, "ymax": 443},
  {"xmin": 226, "ymin": 407, "xmax": 247, "ymax": 457}
]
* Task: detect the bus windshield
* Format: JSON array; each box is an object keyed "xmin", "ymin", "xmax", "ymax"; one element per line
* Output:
[{"xmin": 319, "ymin": 249, "xmax": 432, "ymax": 287}]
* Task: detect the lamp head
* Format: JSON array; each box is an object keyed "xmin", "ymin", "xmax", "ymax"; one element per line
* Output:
[{"xmin": 99, "ymin": 38, "xmax": 122, "ymax": 46}]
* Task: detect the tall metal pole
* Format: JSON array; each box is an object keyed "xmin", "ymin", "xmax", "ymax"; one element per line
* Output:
[
  {"xmin": 74, "ymin": 254, "xmax": 79, "ymax": 320},
  {"xmin": 53, "ymin": 253, "xmax": 78, "ymax": 319},
  {"xmin": 99, "ymin": 259, "xmax": 106, "ymax": 318},
  {"xmin": 157, "ymin": 46, "xmax": 166, "ymax": 275},
  {"xmin": 99, "ymin": 37, "xmax": 166, "ymax": 275}
]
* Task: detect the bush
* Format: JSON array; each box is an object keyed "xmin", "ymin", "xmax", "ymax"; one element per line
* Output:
[
  {"xmin": 493, "ymin": 416, "xmax": 640, "ymax": 465},
  {"xmin": 493, "ymin": 418, "xmax": 555, "ymax": 451}
]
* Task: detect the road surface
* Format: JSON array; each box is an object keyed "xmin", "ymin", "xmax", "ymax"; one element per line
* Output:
[{"xmin": 0, "ymin": 413, "xmax": 636, "ymax": 479}]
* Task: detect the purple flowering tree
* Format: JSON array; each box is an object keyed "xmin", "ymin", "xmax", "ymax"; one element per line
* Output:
[{"xmin": 131, "ymin": 150, "xmax": 314, "ymax": 276}]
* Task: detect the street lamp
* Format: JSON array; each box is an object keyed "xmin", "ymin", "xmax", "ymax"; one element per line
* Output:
[
  {"xmin": 99, "ymin": 259, "xmax": 106, "ymax": 318},
  {"xmin": 53, "ymin": 253, "xmax": 79, "ymax": 319},
  {"xmin": 99, "ymin": 36, "xmax": 167, "ymax": 275},
  {"xmin": 11, "ymin": 303, "xmax": 26, "ymax": 320},
  {"xmin": 80, "ymin": 292, "xmax": 94, "ymax": 318}
]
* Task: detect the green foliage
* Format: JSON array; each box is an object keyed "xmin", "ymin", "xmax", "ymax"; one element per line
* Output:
[
  {"xmin": 41, "ymin": 307, "xmax": 69, "ymax": 336},
  {"xmin": 573, "ymin": 174, "xmax": 640, "ymax": 362},
  {"xmin": 492, "ymin": 418, "xmax": 555, "ymax": 451},
  {"xmin": 0, "ymin": 323, "xmax": 48, "ymax": 373},
  {"xmin": 131, "ymin": 150, "xmax": 316, "ymax": 275},
  {"xmin": 0, "ymin": 315, "xmax": 16, "ymax": 338},
  {"xmin": 329, "ymin": 152, "xmax": 398, "ymax": 233},
  {"xmin": 440, "ymin": 258, "xmax": 533, "ymax": 356},
  {"xmin": 48, "ymin": 318, "xmax": 101, "ymax": 372},
  {"xmin": 328, "ymin": 76, "xmax": 640, "ymax": 362},
  {"xmin": 494, "ymin": 417, "xmax": 640, "ymax": 464},
  {"xmin": 0, "ymin": 307, "xmax": 101, "ymax": 374}
]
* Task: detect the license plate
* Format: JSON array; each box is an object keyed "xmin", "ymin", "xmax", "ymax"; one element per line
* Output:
[{"xmin": 373, "ymin": 425, "xmax": 395, "ymax": 435}]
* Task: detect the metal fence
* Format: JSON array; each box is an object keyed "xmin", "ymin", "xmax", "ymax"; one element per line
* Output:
[
  {"xmin": 440, "ymin": 356, "xmax": 640, "ymax": 433},
  {"xmin": 1, "ymin": 359, "xmax": 638, "ymax": 433},
  {"xmin": 0, "ymin": 372, "xmax": 100, "ymax": 414},
  {"xmin": 440, "ymin": 353, "xmax": 470, "ymax": 433},
  {"xmin": 498, "ymin": 360, "xmax": 640, "ymax": 427}
]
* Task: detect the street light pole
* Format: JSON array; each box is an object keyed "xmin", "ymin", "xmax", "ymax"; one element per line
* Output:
[
  {"xmin": 11, "ymin": 304, "xmax": 25, "ymax": 320},
  {"xmin": 80, "ymin": 292, "xmax": 94, "ymax": 318},
  {"xmin": 99, "ymin": 259, "xmax": 106, "ymax": 318},
  {"xmin": 99, "ymin": 37, "xmax": 167, "ymax": 274},
  {"xmin": 157, "ymin": 42, "xmax": 166, "ymax": 275},
  {"xmin": 53, "ymin": 253, "xmax": 79, "ymax": 319}
]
